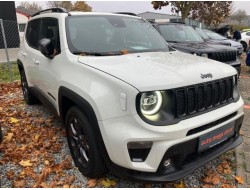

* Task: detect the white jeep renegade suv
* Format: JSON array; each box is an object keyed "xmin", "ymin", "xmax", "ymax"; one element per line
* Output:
[{"xmin": 17, "ymin": 8, "xmax": 244, "ymax": 182}]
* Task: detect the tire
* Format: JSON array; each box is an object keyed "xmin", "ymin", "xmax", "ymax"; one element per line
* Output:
[
  {"xmin": 20, "ymin": 70, "xmax": 38, "ymax": 105},
  {"xmin": 66, "ymin": 106, "xmax": 106, "ymax": 178},
  {"xmin": 240, "ymin": 41, "xmax": 247, "ymax": 52}
]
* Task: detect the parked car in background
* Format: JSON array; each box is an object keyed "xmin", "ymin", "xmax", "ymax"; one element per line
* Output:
[
  {"xmin": 213, "ymin": 25, "xmax": 249, "ymax": 52},
  {"xmin": 199, "ymin": 29, "xmax": 243, "ymax": 55},
  {"xmin": 194, "ymin": 26, "xmax": 231, "ymax": 46},
  {"xmin": 240, "ymin": 31, "xmax": 250, "ymax": 52},
  {"xmin": 153, "ymin": 22, "xmax": 241, "ymax": 74}
]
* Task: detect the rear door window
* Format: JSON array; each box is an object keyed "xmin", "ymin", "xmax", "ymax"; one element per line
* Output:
[{"xmin": 25, "ymin": 19, "xmax": 41, "ymax": 49}]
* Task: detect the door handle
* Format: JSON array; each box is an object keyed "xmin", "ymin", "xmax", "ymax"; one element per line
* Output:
[
  {"xmin": 21, "ymin": 51, "xmax": 27, "ymax": 56},
  {"xmin": 32, "ymin": 58, "xmax": 40, "ymax": 65}
]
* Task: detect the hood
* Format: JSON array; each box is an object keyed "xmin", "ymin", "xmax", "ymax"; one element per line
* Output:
[
  {"xmin": 222, "ymin": 39, "xmax": 242, "ymax": 48},
  {"xmin": 168, "ymin": 42, "xmax": 237, "ymax": 54},
  {"xmin": 78, "ymin": 51, "xmax": 237, "ymax": 92},
  {"xmin": 206, "ymin": 39, "xmax": 231, "ymax": 46}
]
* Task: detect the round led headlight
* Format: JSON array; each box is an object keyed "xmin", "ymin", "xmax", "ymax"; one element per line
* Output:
[{"xmin": 140, "ymin": 91, "xmax": 163, "ymax": 115}]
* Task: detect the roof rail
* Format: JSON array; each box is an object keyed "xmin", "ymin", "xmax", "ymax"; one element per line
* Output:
[
  {"xmin": 32, "ymin": 7, "xmax": 68, "ymax": 17},
  {"xmin": 114, "ymin": 12, "xmax": 138, "ymax": 16}
]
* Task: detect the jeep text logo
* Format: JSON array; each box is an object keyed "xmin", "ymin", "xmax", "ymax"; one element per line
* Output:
[{"xmin": 200, "ymin": 73, "xmax": 213, "ymax": 79}]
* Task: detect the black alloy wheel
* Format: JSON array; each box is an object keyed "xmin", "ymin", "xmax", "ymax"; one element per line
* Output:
[{"xmin": 66, "ymin": 106, "xmax": 106, "ymax": 177}]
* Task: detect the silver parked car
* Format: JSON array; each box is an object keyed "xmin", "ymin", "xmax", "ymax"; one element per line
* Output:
[{"xmin": 203, "ymin": 29, "xmax": 243, "ymax": 55}]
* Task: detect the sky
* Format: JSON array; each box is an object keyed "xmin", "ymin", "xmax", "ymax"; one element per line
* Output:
[{"xmin": 15, "ymin": 1, "xmax": 250, "ymax": 15}]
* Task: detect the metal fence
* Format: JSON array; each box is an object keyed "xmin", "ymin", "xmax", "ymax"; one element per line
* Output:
[{"xmin": 0, "ymin": 19, "xmax": 20, "ymax": 82}]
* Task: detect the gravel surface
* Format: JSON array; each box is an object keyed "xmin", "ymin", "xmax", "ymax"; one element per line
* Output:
[{"xmin": 0, "ymin": 82, "xmax": 237, "ymax": 188}]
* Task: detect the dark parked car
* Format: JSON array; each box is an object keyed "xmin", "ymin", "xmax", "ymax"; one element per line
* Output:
[{"xmin": 153, "ymin": 22, "xmax": 241, "ymax": 74}]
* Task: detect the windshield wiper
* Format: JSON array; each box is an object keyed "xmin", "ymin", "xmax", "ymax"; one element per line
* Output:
[
  {"xmin": 167, "ymin": 40, "xmax": 180, "ymax": 43},
  {"xmin": 72, "ymin": 51, "xmax": 123, "ymax": 56}
]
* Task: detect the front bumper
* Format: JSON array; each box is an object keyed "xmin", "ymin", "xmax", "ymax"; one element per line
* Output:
[
  {"xmin": 109, "ymin": 125, "xmax": 242, "ymax": 182},
  {"xmin": 99, "ymin": 98, "xmax": 244, "ymax": 182}
]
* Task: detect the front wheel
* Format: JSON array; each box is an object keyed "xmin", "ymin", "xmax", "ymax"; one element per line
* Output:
[{"xmin": 66, "ymin": 106, "xmax": 106, "ymax": 178}]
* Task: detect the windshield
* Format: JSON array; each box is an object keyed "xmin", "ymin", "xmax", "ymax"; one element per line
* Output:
[
  {"xmin": 204, "ymin": 30, "xmax": 227, "ymax": 40},
  {"xmin": 158, "ymin": 24, "xmax": 204, "ymax": 43},
  {"xmin": 194, "ymin": 27, "xmax": 210, "ymax": 40},
  {"xmin": 66, "ymin": 15, "xmax": 169, "ymax": 55}
]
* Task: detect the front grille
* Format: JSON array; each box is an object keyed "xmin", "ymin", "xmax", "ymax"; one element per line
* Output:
[
  {"xmin": 176, "ymin": 77, "xmax": 234, "ymax": 118},
  {"xmin": 208, "ymin": 52, "xmax": 236, "ymax": 62},
  {"xmin": 186, "ymin": 111, "xmax": 237, "ymax": 136}
]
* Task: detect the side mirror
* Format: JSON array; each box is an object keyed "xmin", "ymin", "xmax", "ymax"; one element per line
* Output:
[{"xmin": 38, "ymin": 38, "xmax": 54, "ymax": 59}]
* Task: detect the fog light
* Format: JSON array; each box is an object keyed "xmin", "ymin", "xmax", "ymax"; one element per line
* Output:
[{"xmin": 163, "ymin": 158, "xmax": 171, "ymax": 168}]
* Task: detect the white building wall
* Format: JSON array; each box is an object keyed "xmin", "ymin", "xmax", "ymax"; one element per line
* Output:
[{"xmin": 16, "ymin": 12, "xmax": 28, "ymax": 24}]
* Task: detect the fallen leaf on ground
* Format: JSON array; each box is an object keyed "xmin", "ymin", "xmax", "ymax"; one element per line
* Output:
[
  {"xmin": 100, "ymin": 178, "xmax": 117, "ymax": 188},
  {"xmin": 6, "ymin": 170, "xmax": 15, "ymax": 180},
  {"xmin": 36, "ymin": 167, "xmax": 52, "ymax": 185},
  {"xmin": 221, "ymin": 184, "xmax": 235, "ymax": 188},
  {"xmin": 34, "ymin": 134, "xmax": 40, "ymax": 142},
  {"xmin": 40, "ymin": 182, "xmax": 50, "ymax": 188},
  {"xmin": 87, "ymin": 179, "xmax": 98, "ymax": 188},
  {"xmin": 4, "ymin": 133, "xmax": 13, "ymax": 143},
  {"xmin": 19, "ymin": 160, "xmax": 33, "ymax": 167},
  {"xmin": 175, "ymin": 181, "xmax": 186, "ymax": 188},
  {"xmin": 10, "ymin": 117, "xmax": 19, "ymax": 123},
  {"xmin": 211, "ymin": 175, "xmax": 221, "ymax": 185},
  {"xmin": 234, "ymin": 176, "xmax": 244, "ymax": 184},
  {"xmin": 44, "ymin": 160, "xmax": 50, "ymax": 165},
  {"xmin": 13, "ymin": 180, "xmax": 25, "ymax": 188}
]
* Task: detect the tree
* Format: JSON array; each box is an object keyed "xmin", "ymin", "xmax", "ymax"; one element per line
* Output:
[
  {"xmin": 151, "ymin": 1, "xmax": 170, "ymax": 9},
  {"xmin": 191, "ymin": 1, "xmax": 232, "ymax": 27},
  {"xmin": 230, "ymin": 9, "xmax": 247, "ymax": 25},
  {"xmin": 46, "ymin": 1, "xmax": 73, "ymax": 11},
  {"xmin": 19, "ymin": 2, "xmax": 43, "ymax": 11},
  {"xmin": 71, "ymin": 1, "xmax": 92, "ymax": 12},
  {"xmin": 46, "ymin": 1, "xmax": 92, "ymax": 12},
  {"xmin": 151, "ymin": 1, "xmax": 195, "ymax": 20}
]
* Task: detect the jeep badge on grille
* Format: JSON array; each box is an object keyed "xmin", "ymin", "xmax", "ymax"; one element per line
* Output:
[{"xmin": 201, "ymin": 73, "xmax": 213, "ymax": 79}]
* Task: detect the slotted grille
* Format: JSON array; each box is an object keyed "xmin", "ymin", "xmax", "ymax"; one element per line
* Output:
[
  {"xmin": 175, "ymin": 77, "xmax": 234, "ymax": 118},
  {"xmin": 208, "ymin": 52, "xmax": 237, "ymax": 62}
]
